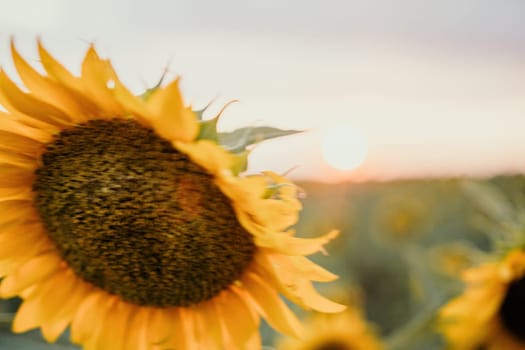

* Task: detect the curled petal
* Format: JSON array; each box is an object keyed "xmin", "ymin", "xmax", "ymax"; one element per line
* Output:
[
  {"xmin": 241, "ymin": 272, "xmax": 303, "ymax": 339},
  {"xmin": 254, "ymin": 229, "xmax": 340, "ymax": 256}
]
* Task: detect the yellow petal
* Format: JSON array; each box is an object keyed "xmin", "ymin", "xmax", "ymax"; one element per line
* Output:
[
  {"xmin": 18, "ymin": 284, "xmax": 37, "ymax": 299},
  {"xmin": 152, "ymin": 307, "xmax": 198, "ymax": 350},
  {"xmin": 123, "ymin": 306, "xmax": 150, "ymax": 350},
  {"xmin": 0, "ymin": 70, "xmax": 72, "ymax": 126},
  {"xmin": 91, "ymin": 298, "xmax": 131, "ymax": 350},
  {"xmin": 80, "ymin": 46, "xmax": 125, "ymax": 116},
  {"xmin": 254, "ymin": 253, "xmax": 338, "ymax": 305},
  {"xmin": 40, "ymin": 278, "xmax": 93, "ymax": 341},
  {"xmin": 105, "ymin": 62, "xmax": 152, "ymax": 120},
  {"xmin": 227, "ymin": 174, "xmax": 301, "ymax": 232},
  {"xmin": 462, "ymin": 264, "xmax": 498, "ymax": 283},
  {"xmin": 0, "ymin": 253, "xmax": 62, "ymax": 298},
  {"xmin": 263, "ymin": 252, "xmax": 338, "ymax": 283},
  {"xmin": 0, "ymin": 200, "xmax": 37, "ymax": 226},
  {"xmin": 70, "ymin": 291, "xmax": 106, "ymax": 343},
  {"xmin": 175, "ymin": 140, "xmax": 234, "ymax": 175},
  {"xmin": 441, "ymin": 283, "xmax": 505, "ymax": 324},
  {"xmin": 41, "ymin": 318, "xmax": 70, "ymax": 343},
  {"xmin": 0, "ymin": 187, "xmax": 33, "ymax": 202},
  {"xmin": 12, "ymin": 297, "xmax": 43, "ymax": 333},
  {"xmin": 244, "ymin": 331, "xmax": 262, "ymax": 350},
  {"xmin": 253, "ymin": 229, "xmax": 339, "ymax": 256},
  {"xmin": 241, "ymin": 271, "xmax": 303, "ymax": 339},
  {"xmin": 0, "ymin": 118, "xmax": 51, "ymax": 143},
  {"xmin": 147, "ymin": 79, "xmax": 198, "ymax": 142},
  {"xmin": 39, "ymin": 41, "xmax": 125, "ymax": 122},
  {"xmin": 193, "ymin": 301, "xmax": 223, "ymax": 349},
  {"xmin": 0, "ymin": 109, "xmax": 59, "ymax": 134},
  {"xmin": 35, "ymin": 270, "xmax": 77, "ymax": 326},
  {"xmin": 0, "ymin": 225, "xmax": 51, "ymax": 260},
  {"xmin": 216, "ymin": 289, "xmax": 259, "ymax": 349},
  {"xmin": 12, "ymin": 270, "xmax": 70, "ymax": 333},
  {"xmin": 287, "ymin": 255, "xmax": 339, "ymax": 282},
  {"xmin": 230, "ymin": 285, "xmax": 260, "ymax": 323},
  {"xmin": 253, "ymin": 254, "xmax": 344, "ymax": 312},
  {"xmin": 175, "ymin": 307, "xmax": 200, "ymax": 350},
  {"xmin": 239, "ymin": 175, "xmax": 269, "ymax": 193},
  {"xmin": 0, "ymin": 148, "xmax": 38, "ymax": 169},
  {"xmin": 148, "ymin": 308, "xmax": 171, "ymax": 346},
  {"xmin": 255, "ymin": 199, "xmax": 299, "ymax": 231},
  {"xmin": 0, "ymin": 165, "xmax": 35, "ymax": 187},
  {"xmin": 11, "ymin": 41, "xmax": 94, "ymax": 122},
  {"xmin": 0, "ymin": 256, "xmax": 33, "ymax": 279},
  {"xmin": 0, "ymin": 130, "xmax": 42, "ymax": 156},
  {"xmin": 215, "ymin": 172, "xmax": 267, "ymax": 205},
  {"xmin": 262, "ymin": 171, "xmax": 299, "ymax": 198},
  {"xmin": 82, "ymin": 303, "xmax": 118, "ymax": 350},
  {"xmin": 290, "ymin": 279, "xmax": 346, "ymax": 313},
  {"xmin": 38, "ymin": 40, "xmax": 80, "ymax": 89}
]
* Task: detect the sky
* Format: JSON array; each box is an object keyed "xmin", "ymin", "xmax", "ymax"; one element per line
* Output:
[{"xmin": 0, "ymin": 0, "xmax": 524, "ymax": 182}]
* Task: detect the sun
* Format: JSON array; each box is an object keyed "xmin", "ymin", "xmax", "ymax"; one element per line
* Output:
[{"xmin": 321, "ymin": 123, "xmax": 368, "ymax": 171}]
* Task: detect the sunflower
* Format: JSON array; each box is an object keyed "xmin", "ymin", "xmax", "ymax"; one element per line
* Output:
[
  {"xmin": 439, "ymin": 249, "xmax": 525, "ymax": 350},
  {"xmin": 0, "ymin": 40, "xmax": 345, "ymax": 349},
  {"xmin": 373, "ymin": 194, "xmax": 428, "ymax": 244},
  {"xmin": 276, "ymin": 306, "xmax": 383, "ymax": 350}
]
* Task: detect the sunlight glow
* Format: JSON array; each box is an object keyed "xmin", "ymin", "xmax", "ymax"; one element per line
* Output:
[{"xmin": 321, "ymin": 123, "xmax": 368, "ymax": 171}]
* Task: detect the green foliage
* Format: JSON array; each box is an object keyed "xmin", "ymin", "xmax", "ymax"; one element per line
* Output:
[{"xmin": 218, "ymin": 126, "xmax": 302, "ymax": 153}]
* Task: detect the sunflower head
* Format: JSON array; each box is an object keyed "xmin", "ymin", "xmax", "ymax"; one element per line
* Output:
[
  {"xmin": 0, "ymin": 40, "xmax": 344, "ymax": 349},
  {"xmin": 276, "ymin": 306, "xmax": 384, "ymax": 350},
  {"xmin": 439, "ymin": 249, "xmax": 525, "ymax": 349}
]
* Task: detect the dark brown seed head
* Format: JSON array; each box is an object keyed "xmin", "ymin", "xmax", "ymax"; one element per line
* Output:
[
  {"xmin": 314, "ymin": 340, "xmax": 353, "ymax": 350},
  {"xmin": 33, "ymin": 119, "xmax": 255, "ymax": 307},
  {"xmin": 500, "ymin": 274, "xmax": 525, "ymax": 341}
]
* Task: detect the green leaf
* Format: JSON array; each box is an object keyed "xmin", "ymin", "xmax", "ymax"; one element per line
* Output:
[
  {"xmin": 218, "ymin": 126, "xmax": 303, "ymax": 153},
  {"xmin": 197, "ymin": 117, "xmax": 219, "ymax": 142},
  {"xmin": 462, "ymin": 180, "xmax": 514, "ymax": 224},
  {"xmin": 138, "ymin": 69, "xmax": 168, "ymax": 101},
  {"xmin": 262, "ymin": 183, "xmax": 295, "ymax": 199},
  {"xmin": 230, "ymin": 151, "xmax": 249, "ymax": 176},
  {"xmin": 193, "ymin": 100, "xmax": 214, "ymax": 121},
  {"xmin": 196, "ymin": 100, "xmax": 237, "ymax": 140}
]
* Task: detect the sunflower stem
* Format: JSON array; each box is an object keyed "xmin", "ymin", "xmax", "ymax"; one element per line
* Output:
[{"xmin": 383, "ymin": 288, "xmax": 455, "ymax": 350}]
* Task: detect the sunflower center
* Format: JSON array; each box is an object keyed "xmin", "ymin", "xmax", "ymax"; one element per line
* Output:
[
  {"xmin": 313, "ymin": 341, "xmax": 353, "ymax": 350},
  {"xmin": 33, "ymin": 119, "xmax": 255, "ymax": 307},
  {"xmin": 500, "ymin": 275, "xmax": 525, "ymax": 341}
]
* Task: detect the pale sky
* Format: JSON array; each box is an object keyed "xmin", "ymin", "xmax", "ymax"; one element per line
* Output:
[{"xmin": 1, "ymin": 0, "xmax": 524, "ymax": 182}]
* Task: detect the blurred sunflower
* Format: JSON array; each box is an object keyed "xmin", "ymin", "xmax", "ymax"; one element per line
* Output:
[
  {"xmin": 276, "ymin": 306, "xmax": 383, "ymax": 350},
  {"xmin": 428, "ymin": 242, "xmax": 485, "ymax": 278},
  {"xmin": 373, "ymin": 194, "xmax": 428, "ymax": 243},
  {"xmin": 0, "ymin": 40, "xmax": 344, "ymax": 349},
  {"xmin": 439, "ymin": 249, "xmax": 525, "ymax": 349}
]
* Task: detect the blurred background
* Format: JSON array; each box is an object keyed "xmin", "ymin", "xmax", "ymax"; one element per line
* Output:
[
  {"xmin": 2, "ymin": 0, "xmax": 525, "ymax": 182},
  {"xmin": 0, "ymin": 0, "xmax": 524, "ymax": 349}
]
